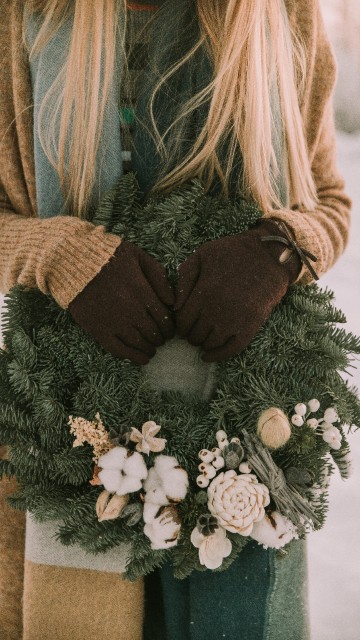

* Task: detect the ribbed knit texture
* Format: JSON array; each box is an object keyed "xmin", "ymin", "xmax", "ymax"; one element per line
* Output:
[{"xmin": 0, "ymin": 0, "xmax": 122, "ymax": 311}]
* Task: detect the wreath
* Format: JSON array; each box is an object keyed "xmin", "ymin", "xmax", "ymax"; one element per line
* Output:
[{"xmin": 0, "ymin": 173, "xmax": 359, "ymax": 581}]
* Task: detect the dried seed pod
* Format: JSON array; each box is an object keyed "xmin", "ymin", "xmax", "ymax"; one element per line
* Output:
[
  {"xmin": 257, "ymin": 408, "xmax": 291, "ymax": 450},
  {"xmin": 223, "ymin": 442, "xmax": 245, "ymax": 469},
  {"xmin": 97, "ymin": 492, "xmax": 129, "ymax": 522}
]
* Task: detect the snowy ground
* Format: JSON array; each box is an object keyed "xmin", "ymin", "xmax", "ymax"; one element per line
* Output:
[
  {"xmin": 307, "ymin": 131, "xmax": 360, "ymax": 640},
  {"xmin": 0, "ymin": 133, "xmax": 359, "ymax": 639}
]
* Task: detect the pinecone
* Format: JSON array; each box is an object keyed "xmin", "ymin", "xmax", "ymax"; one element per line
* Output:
[{"xmin": 197, "ymin": 514, "xmax": 219, "ymax": 536}]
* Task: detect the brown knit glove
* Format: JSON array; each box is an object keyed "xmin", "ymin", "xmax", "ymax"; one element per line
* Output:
[
  {"xmin": 174, "ymin": 220, "xmax": 302, "ymax": 362},
  {"xmin": 68, "ymin": 241, "xmax": 175, "ymax": 365}
]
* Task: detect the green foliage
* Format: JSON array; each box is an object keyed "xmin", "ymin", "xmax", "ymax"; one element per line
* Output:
[{"xmin": 0, "ymin": 174, "xmax": 359, "ymax": 580}]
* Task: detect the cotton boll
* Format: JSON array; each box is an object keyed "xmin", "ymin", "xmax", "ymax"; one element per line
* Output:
[
  {"xmin": 116, "ymin": 474, "xmax": 143, "ymax": 496},
  {"xmin": 143, "ymin": 502, "xmax": 161, "ymax": 524},
  {"xmin": 123, "ymin": 451, "xmax": 148, "ymax": 480},
  {"xmin": 98, "ymin": 469, "xmax": 122, "ymax": 493},
  {"xmin": 144, "ymin": 485, "xmax": 168, "ymax": 506},
  {"xmin": 250, "ymin": 511, "xmax": 298, "ymax": 549},
  {"xmin": 161, "ymin": 467, "xmax": 189, "ymax": 502},
  {"xmin": 153, "ymin": 455, "xmax": 179, "ymax": 476},
  {"xmin": 143, "ymin": 467, "xmax": 161, "ymax": 493},
  {"xmin": 98, "ymin": 446, "xmax": 128, "ymax": 470},
  {"xmin": 144, "ymin": 505, "xmax": 181, "ymax": 550}
]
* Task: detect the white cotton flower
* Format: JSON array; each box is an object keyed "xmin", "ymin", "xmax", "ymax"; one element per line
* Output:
[
  {"xmin": 250, "ymin": 511, "xmax": 299, "ymax": 549},
  {"xmin": 153, "ymin": 455, "xmax": 189, "ymax": 502},
  {"xmin": 190, "ymin": 526, "xmax": 232, "ymax": 570},
  {"xmin": 143, "ymin": 469, "xmax": 168, "ymax": 505},
  {"xmin": 98, "ymin": 446, "xmax": 128, "ymax": 470},
  {"xmin": 143, "ymin": 502, "xmax": 161, "ymax": 524},
  {"xmin": 97, "ymin": 447, "xmax": 148, "ymax": 496},
  {"xmin": 294, "ymin": 403, "xmax": 307, "ymax": 416},
  {"xmin": 323, "ymin": 408, "xmax": 339, "ymax": 424},
  {"xmin": 308, "ymin": 399, "xmax": 320, "ymax": 413},
  {"xmin": 322, "ymin": 426, "xmax": 342, "ymax": 449},
  {"xmin": 98, "ymin": 469, "xmax": 124, "ymax": 494},
  {"xmin": 144, "ymin": 505, "xmax": 181, "ymax": 550},
  {"xmin": 291, "ymin": 414, "xmax": 304, "ymax": 427}
]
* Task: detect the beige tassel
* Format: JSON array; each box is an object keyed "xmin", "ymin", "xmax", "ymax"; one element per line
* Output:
[{"xmin": 257, "ymin": 408, "xmax": 291, "ymax": 450}]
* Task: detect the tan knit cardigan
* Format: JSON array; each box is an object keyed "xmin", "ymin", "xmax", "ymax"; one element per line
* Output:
[{"xmin": 0, "ymin": 0, "xmax": 353, "ymax": 309}]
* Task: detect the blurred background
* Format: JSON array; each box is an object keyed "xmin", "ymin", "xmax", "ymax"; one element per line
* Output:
[
  {"xmin": 0, "ymin": 2, "xmax": 360, "ymax": 638},
  {"xmin": 309, "ymin": 3, "xmax": 360, "ymax": 640}
]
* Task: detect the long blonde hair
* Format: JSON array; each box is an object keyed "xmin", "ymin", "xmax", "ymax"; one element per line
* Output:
[{"xmin": 23, "ymin": 0, "xmax": 318, "ymax": 217}]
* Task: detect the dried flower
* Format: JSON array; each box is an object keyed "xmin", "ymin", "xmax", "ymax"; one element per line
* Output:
[
  {"xmin": 69, "ymin": 413, "xmax": 112, "ymax": 462},
  {"xmin": 257, "ymin": 408, "xmax": 291, "ymax": 449},
  {"xmin": 191, "ymin": 525, "xmax": 232, "ymax": 569},
  {"xmin": 207, "ymin": 470, "xmax": 270, "ymax": 536},
  {"xmin": 130, "ymin": 421, "xmax": 166, "ymax": 455}
]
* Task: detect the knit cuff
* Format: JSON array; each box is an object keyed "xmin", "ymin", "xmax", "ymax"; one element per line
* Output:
[
  {"xmin": 40, "ymin": 218, "xmax": 123, "ymax": 309},
  {"xmin": 264, "ymin": 210, "xmax": 324, "ymax": 285}
]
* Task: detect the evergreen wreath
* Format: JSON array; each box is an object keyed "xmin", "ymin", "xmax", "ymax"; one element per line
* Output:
[{"xmin": 0, "ymin": 173, "xmax": 359, "ymax": 580}]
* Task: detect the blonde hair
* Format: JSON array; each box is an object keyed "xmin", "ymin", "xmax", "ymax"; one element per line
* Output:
[{"xmin": 23, "ymin": 0, "xmax": 318, "ymax": 217}]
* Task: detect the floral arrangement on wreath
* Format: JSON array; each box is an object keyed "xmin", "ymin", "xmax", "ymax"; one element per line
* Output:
[{"xmin": 0, "ymin": 173, "xmax": 359, "ymax": 581}]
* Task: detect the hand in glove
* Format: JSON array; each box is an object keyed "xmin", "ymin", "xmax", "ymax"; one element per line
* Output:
[
  {"xmin": 174, "ymin": 219, "xmax": 303, "ymax": 362},
  {"xmin": 68, "ymin": 241, "xmax": 175, "ymax": 365}
]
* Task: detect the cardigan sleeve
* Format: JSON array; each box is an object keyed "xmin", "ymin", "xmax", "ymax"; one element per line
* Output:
[
  {"xmin": 0, "ymin": 0, "xmax": 122, "ymax": 310},
  {"xmin": 264, "ymin": 0, "xmax": 352, "ymax": 284}
]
